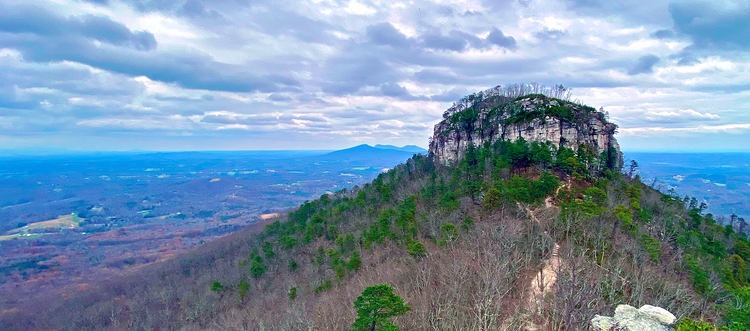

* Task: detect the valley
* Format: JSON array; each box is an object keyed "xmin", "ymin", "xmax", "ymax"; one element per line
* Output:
[{"xmin": 0, "ymin": 145, "xmax": 423, "ymax": 311}]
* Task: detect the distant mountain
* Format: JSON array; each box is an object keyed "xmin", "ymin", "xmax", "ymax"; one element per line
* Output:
[
  {"xmin": 373, "ymin": 144, "xmax": 427, "ymax": 153},
  {"xmin": 312, "ymin": 144, "xmax": 415, "ymax": 163}
]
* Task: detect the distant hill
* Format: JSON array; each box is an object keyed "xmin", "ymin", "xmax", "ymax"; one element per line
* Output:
[
  {"xmin": 373, "ymin": 144, "xmax": 427, "ymax": 153},
  {"xmin": 311, "ymin": 144, "xmax": 416, "ymax": 163}
]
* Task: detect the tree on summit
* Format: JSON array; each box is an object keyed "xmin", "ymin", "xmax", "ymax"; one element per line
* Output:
[{"xmin": 351, "ymin": 284, "xmax": 411, "ymax": 331}]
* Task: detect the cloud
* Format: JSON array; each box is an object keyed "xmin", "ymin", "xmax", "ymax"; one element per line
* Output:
[
  {"xmin": 268, "ymin": 94, "xmax": 292, "ymax": 102},
  {"xmin": 420, "ymin": 30, "xmax": 485, "ymax": 51},
  {"xmin": 1, "ymin": 0, "xmax": 749, "ymax": 151},
  {"xmin": 651, "ymin": 29, "xmax": 675, "ymax": 39},
  {"xmin": 0, "ymin": 4, "xmax": 157, "ymax": 51},
  {"xmin": 644, "ymin": 109, "xmax": 721, "ymax": 122},
  {"xmin": 669, "ymin": 0, "xmax": 750, "ymax": 49},
  {"xmin": 535, "ymin": 29, "xmax": 567, "ymax": 41},
  {"xmin": 486, "ymin": 28, "xmax": 517, "ymax": 50},
  {"xmin": 620, "ymin": 123, "xmax": 750, "ymax": 135},
  {"xmin": 366, "ymin": 23, "xmax": 411, "ymax": 48},
  {"xmin": 627, "ymin": 55, "xmax": 660, "ymax": 75}
]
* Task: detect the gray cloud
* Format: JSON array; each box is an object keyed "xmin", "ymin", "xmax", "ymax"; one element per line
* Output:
[
  {"xmin": 0, "ymin": 4, "xmax": 156, "ymax": 51},
  {"xmin": 669, "ymin": 1, "xmax": 750, "ymax": 49},
  {"xmin": 0, "ymin": 4, "xmax": 299, "ymax": 93},
  {"xmin": 628, "ymin": 55, "xmax": 660, "ymax": 75},
  {"xmin": 651, "ymin": 29, "xmax": 675, "ymax": 39},
  {"xmin": 269, "ymin": 94, "xmax": 293, "ymax": 102},
  {"xmin": 535, "ymin": 28, "xmax": 567, "ymax": 41},
  {"xmin": 366, "ymin": 23, "xmax": 411, "ymax": 48},
  {"xmin": 486, "ymin": 28, "xmax": 517, "ymax": 50},
  {"xmin": 421, "ymin": 30, "xmax": 469, "ymax": 51}
]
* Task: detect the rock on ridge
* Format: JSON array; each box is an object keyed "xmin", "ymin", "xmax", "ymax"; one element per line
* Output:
[
  {"xmin": 591, "ymin": 304, "xmax": 677, "ymax": 331},
  {"xmin": 428, "ymin": 95, "xmax": 623, "ymax": 171}
]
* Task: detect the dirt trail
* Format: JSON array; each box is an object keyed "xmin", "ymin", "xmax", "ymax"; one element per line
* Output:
[{"xmin": 519, "ymin": 194, "xmax": 562, "ymax": 330}]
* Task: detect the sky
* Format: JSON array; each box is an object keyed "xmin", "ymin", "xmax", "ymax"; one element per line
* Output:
[{"xmin": 1, "ymin": 0, "xmax": 749, "ymax": 152}]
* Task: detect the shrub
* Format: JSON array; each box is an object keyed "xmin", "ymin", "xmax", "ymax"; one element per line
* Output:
[
  {"xmin": 441, "ymin": 223, "xmax": 458, "ymax": 242},
  {"xmin": 314, "ymin": 280, "xmax": 333, "ymax": 294},
  {"xmin": 675, "ymin": 317, "xmax": 720, "ymax": 331},
  {"xmin": 288, "ymin": 287, "xmax": 297, "ymax": 301},
  {"xmin": 407, "ymin": 241, "xmax": 426, "ymax": 257},
  {"xmin": 210, "ymin": 281, "xmax": 224, "ymax": 292},
  {"xmin": 289, "ymin": 259, "xmax": 298, "ymax": 272},
  {"xmin": 280, "ymin": 236, "xmax": 298, "ymax": 250},
  {"xmin": 639, "ymin": 233, "xmax": 661, "ymax": 263},
  {"xmin": 461, "ymin": 217, "xmax": 475, "ymax": 230}
]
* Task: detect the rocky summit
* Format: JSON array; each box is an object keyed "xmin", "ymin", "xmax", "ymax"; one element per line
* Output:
[
  {"xmin": 591, "ymin": 304, "xmax": 677, "ymax": 331},
  {"xmin": 429, "ymin": 93, "xmax": 623, "ymax": 172}
]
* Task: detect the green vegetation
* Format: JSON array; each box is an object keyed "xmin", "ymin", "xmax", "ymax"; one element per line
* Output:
[
  {"xmin": 210, "ymin": 281, "xmax": 224, "ymax": 292},
  {"xmin": 351, "ymin": 284, "xmax": 411, "ymax": 331}
]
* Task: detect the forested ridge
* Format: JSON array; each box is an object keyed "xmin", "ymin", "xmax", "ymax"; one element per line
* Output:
[{"xmin": 2, "ymin": 92, "xmax": 749, "ymax": 331}]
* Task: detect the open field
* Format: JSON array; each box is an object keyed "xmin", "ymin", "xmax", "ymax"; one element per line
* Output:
[{"xmin": 7, "ymin": 214, "xmax": 82, "ymax": 236}]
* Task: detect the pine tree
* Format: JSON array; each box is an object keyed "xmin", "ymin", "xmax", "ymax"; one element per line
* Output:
[
  {"xmin": 350, "ymin": 284, "xmax": 411, "ymax": 331},
  {"xmin": 347, "ymin": 250, "xmax": 362, "ymax": 271}
]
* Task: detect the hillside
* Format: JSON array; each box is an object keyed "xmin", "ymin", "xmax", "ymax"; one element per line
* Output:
[
  {"xmin": 2, "ymin": 88, "xmax": 749, "ymax": 331},
  {"xmin": 309, "ymin": 144, "xmax": 419, "ymax": 163},
  {"xmin": 374, "ymin": 145, "xmax": 428, "ymax": 153}
]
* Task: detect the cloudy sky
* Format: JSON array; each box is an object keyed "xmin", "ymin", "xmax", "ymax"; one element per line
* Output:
[{"xmin": 1, "ymin": 0, "xmax": 749, "ymax": 152}]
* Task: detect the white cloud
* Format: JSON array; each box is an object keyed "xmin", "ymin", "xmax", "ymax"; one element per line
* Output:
[{"xmin": 216, "ymin": 124, "xmax": 251, "ymax": 130}]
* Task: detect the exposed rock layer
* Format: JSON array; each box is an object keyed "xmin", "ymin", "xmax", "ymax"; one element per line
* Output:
[{"xmin": 429, "ymin": 95, "xmax": 623, "ymax": 169}]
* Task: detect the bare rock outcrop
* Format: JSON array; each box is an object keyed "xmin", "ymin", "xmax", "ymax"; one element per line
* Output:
[
  {"xmin": 429, "ymin": 95, "xmax": 623, "ymax": 172},
  {"xmin": 591, "ymin": 304, "xmax": 676, "ymax": 331}
]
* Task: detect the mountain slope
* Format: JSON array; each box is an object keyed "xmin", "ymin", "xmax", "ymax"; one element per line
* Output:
[
  {"xmin": 3, "ymin": 88, "xmax": 749, "ymax": 331},
  {"xmin": 373, "ymin": 144, "xmax": 427, "ymax": 153},
  {"xmin": 310, "ymin": 144, "xmax": 416, "ymax": 163}
]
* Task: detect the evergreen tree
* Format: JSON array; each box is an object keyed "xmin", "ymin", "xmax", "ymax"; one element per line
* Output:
[
  {"xmin": 350, "ymin": 284, "xmax": 411, "ymax": 331},
  {"xmin": 347, "ymin": 250, "xmax": 362, "ymax": 271}
]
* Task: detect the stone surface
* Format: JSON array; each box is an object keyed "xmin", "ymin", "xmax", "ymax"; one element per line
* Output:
[
  {"xmin": 429, "ymin": 95, "xmax": 623, "ymax": 171},
  {"xmin": 591, "ymin": 304, "xmax": 676, "ymax": 331}
]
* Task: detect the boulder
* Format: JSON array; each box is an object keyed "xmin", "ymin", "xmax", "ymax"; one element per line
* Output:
[{"xmin": 591, "ymin": 304, "xmax": 676, "ymax": 331}]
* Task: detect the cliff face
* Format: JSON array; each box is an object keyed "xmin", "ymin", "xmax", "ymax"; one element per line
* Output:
[{"xmin": 429, "ymin": 95, "xmax": 623, "ymax": 170}]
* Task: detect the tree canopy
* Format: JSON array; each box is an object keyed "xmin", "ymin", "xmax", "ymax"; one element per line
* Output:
[{"xmin": 351, "ymin": 284, "xmax": 411, "ymax": 331}]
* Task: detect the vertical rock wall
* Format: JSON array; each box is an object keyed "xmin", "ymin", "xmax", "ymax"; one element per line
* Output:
[{"xmin": 429, "ymin": 95, "xmax": 623, "ymax": 170}]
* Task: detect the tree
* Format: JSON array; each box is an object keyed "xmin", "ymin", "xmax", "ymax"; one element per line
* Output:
[
  {"xmin": 351, "ymin": 284, "xmax": 411, "ymax": 331},
  {"xmin": 347, "ymin": 250, "xmax": 362, "ymax": 271},
  {"xmin": 627, "ymin": 159, "xmax": 639, "ymax": 178},
  {"xmin": 441, "ymin": 223, "xmax": 458, "ymax": 243},
  {"xmin": 288, "ymin": 287, "xmax": 297, "ymax": 301},
  {"xmin": 407, "ymin": 241, "xmax": 426, "ymax": 257},
  {"xmin": 483, "ymin": 188, "xmax": 502, "ymax": 210},
  {"xmin": 262, "ymin": 241, "xmax": 275, "ymax": 259},
  {"xmin": 210, "ymin": 280, "xmax": 224, "ymax": 292},
  {"xmin": 238, "ymin": 280, "xmax": 249, "ymax": 303}
]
